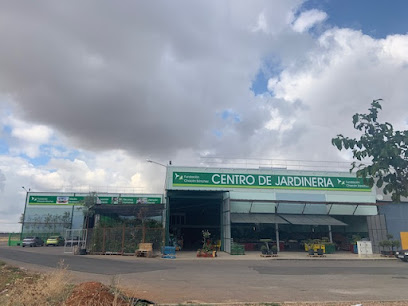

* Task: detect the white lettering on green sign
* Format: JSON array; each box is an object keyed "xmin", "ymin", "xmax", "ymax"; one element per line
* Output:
[
  {"xmin": 275, "ymin": 176, "xmax": 334, "ymax": 188},
  {"xmin": 172, "ymin": 172, "xmax": 370, "ymax": 191},
  {"xmin": 212, "ymin": 174, "xmax": 256, "ymax": 185},
  {"xmin": 28, "ymin": 195, "xmax": 162, "ymax": 205}
]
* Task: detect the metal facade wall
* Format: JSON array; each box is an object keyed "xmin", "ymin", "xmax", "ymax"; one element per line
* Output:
[
  {"xmin": 222, "ymin": 192, "xmax": 231, "ymax": 253},
  {"xmin": 367, "ymin": 215, "xmax": 387, "ymax": 253},
  {"xmin": 379, "ymin": 203, "xmax": 408, "ymax": 242},
  {"xmin": 71, "ymin": 206, "xmax": 84, "ymax": 229},
  {"xmin": 23, "ymin": 205, "xmax": 73, "ymax": 234},
  {"xmin": 23, "ymin": 192, "xmax": 165, "ymax": 234}
]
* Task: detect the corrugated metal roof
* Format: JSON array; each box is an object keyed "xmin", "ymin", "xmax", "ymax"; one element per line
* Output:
[
  {"xmin": 231, "ymin": 213, "xmax": 347, "ymax": 226},
  {"xmin": 280, "ymin": 214, "xmax": 347, "ymax": 226},
  {"xmin": 230, "ymin": 213, "xmax": 289, "ymax": 224}
]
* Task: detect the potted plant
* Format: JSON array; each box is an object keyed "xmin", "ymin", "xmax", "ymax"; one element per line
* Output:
[
  {"xmin": 260, "ymin": 245, "xmax": 269, "ymax": 255},
  {"xmin": 304, "ymin": 239, "xmax": 313, "ymax": 252},
  {"xmin": 379, "ymin": 234, "xmax": 396, "ymax": 256},
  {"xmin": 350, "ymin": 235, "xmax": 361, "ymax": 253},
  {"xmin": 392, "ymin": 240, "xmax": 401, "ymax": 255},
  {"xmin": 379, "ymin": 239, "xmax": 392, "ymax": 256},
  {"xmin": 379, "ymin": 240, "xmax": 386, "ymax": 255},
  {"xmin": 271, "ymin": 245, "xmax": 278, "ymax": 255},
  {"xmin": 197, "ymin": 230, "xmax": 214, "ymax": 257}
]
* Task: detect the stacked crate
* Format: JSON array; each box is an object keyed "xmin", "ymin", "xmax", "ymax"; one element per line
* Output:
[{"xmin": 230, "ymin": 242, "xmax": 245, "ymax": 255}]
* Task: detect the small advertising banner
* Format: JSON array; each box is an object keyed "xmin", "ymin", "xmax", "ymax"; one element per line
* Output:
[{"xmin": 28, "ymin": 195, "xmax": 162, "ymax": 205}]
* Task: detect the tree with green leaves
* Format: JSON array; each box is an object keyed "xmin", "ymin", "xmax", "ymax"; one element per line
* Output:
[
  {"xmin": 83, "ymin": 191, "xmax": 98, "ymax": 228},
  {"xmin": 332, "ymin": 99, "xmax": 408, "ymax": 202}
]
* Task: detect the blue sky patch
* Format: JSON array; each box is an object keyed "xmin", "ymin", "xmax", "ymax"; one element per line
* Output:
[
  {"xmin": 3, "ymin": 125, "xmax": 12, "ymax": 135},
  {"xmin": 23, "ymin": 153, "xmax": 51, "ymax": 166},
  {"xmin": 221, "ymin": 110, "xmax": 241, "ymax": 123},
  {"xmin": 0, "ymin": 138, "xmax": 9, "ymax": 154},
  {"xmin": 251, "ymin": 57, "xmax": 283, "ymax": 96},
  {"xmin": 251, "ymin": 69, "xmax": 269, "ymax": 95},
  {"xmin": 302, "ymin": 0, "xmax": 408, "ymax": 39},
  {"xmin": 18, "ymin": 144, "xmax": 80, "ymax": 166},
  {"xmin": 213, "ymin": 129, "xmax": 223, "ymax": 138}
]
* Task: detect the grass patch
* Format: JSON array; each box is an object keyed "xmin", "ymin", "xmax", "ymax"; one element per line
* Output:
[
  {"xmin": 0, "ymin": 260, "xmax": 74, "ymax": 306},
  {"xmin": 0, "ymin": 260, "xmax": 152, "ymax": 306},
  {"xmin": 0, "ymin": 260, "xmax": 39, "ymax": 295}
]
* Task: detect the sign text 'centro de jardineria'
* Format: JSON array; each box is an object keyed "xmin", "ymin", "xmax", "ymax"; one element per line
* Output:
[{"xmin": 172, "ymin": 172, "xmax": 371, "ymax": 191}]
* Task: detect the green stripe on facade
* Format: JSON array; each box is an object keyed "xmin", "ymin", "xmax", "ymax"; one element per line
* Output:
[
  {"xmin": 28, "ymin": 195, "xmax": 162, "ymax": 205},
  {"xmin": 172, "ymin": 183, "xmax": 372, "ymax": 192}
]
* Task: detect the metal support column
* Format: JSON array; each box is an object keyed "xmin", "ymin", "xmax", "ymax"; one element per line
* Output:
[
  {"xmin": 165, "ymin": 196, "xmax": 170, "ymax": 246},
  {"xmin": 275, "ymin": 223, "xmax": 280, "ymax": 252},
  {"xmin": 328, "ymin": 225, "xmax": 333, "ymax": 243}
]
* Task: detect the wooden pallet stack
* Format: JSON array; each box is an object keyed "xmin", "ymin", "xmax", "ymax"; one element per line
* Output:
[{"xmin": 135, "ymin": 243, "xmax": 153, "ymax": 258}]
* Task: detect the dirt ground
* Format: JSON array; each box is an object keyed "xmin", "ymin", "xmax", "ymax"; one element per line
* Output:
[
  {"xmin": 0, "ymin": 260, "xmax": 153, "ymax": 306},
  {"xmin": 1, "ymin": 258, "xmax": 408, "ymax": 305},
  {"xmin": 64, "ymin": 281, "xmax": 154, "ymax": 305}
]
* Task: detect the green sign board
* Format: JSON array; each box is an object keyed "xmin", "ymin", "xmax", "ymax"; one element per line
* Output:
[
  {"xmin": 172, "ymin": 172, "xmax": 371, "ymax": 191},
  {"xmin": 28, "ymin": 195, "xmax": 162, "ymax": 205}
]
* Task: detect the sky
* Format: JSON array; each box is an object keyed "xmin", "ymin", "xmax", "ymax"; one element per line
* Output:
[{"xmin": 1, "ymin": 0, "xmax": 408, "ymax": 232}]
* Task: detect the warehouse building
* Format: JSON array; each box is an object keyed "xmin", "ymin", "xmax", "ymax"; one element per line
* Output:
[
  {"xmin": 21, "ymin": 165, "xmax": 407, "ymax": 253},
  {"xmin": 164, "ymin": 166, "xmax": 383, "ymax": 253}
]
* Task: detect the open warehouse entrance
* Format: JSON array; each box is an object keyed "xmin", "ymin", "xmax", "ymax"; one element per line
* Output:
[{"xmin": 167, "ymin": 190, "xmax": 225, "ymax": 250}]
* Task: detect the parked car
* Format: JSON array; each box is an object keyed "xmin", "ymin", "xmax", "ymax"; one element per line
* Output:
[
  {"xmin": 22, "ymin": 237, "xmax": 44, "ymax": 247},
  {"xmin": 45, "ymin": 236, "xmax": 65, "ymax": 246},
  {"xmin": 395, "ymin": 249, "xmax": 408, "ymax": 262}
]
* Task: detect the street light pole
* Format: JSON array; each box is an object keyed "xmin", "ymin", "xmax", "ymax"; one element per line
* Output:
[
  {"xmin": 146, "ymin": 159, "xmax": 169, "ymax": 168},
  {"xmin": 146, "ymin": 159, "xmax": 171, "ymax": 246},
  {"xmin": 21, "ymin": 186, "xmax": 31, "ymax": 238}
]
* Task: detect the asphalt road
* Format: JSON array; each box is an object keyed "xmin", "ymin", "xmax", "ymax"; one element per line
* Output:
[
  {"xmin": 1, "ymin": 245, "xmax": 408, "ymax": 304},
  {"xmin": 0, "ymin": 246, "xmax": 173, "ymax": 274}
]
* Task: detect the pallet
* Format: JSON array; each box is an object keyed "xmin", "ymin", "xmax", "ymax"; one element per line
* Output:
[
  {"xmin": 136, "ymin": 250, "xmax": 153, "ymax": 258},
  {"xmin": 135, "ymin": 243, "xmax": 153, "ymax": 258},
  {"xmin": 104, "ymin": 252, "xmax": 121, "ymax": 255},
  {"xmin": 307, "ymin": 254, "xmax": 326, "ymax": 257},
  {"xmin": 260, "ymin": 254, "xmax": 278, "ymax": 257}
]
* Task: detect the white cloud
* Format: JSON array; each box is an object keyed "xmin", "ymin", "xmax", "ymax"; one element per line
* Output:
[
  {"xmin": 267, "ymin": 77, "xmax": 279, "ymax": 92},
  {"xmin": 1, "ymin": 2, "xmax": 408, "ymax": 232},
  {"xmin": 265, "ymin": 109, "xmax": 296, "ymax": 132},
  {"xmin": 263, "ymin": 28, "xmax": 408, "ymax": 162},
  {"xmin": 3, "ymin": 114, "xmax": 54, "ymax": 158},
  {"xmin": 11, "ymin": 124, "xmax": 52, "ymax": 144},
  {"xmin": 252, "ymin": 11, "xmax": 268, "ymax": 33},
  {"xmin": 381, "ymin": 34, "xmax": 408, "ymax": 64},
  {"xmin": 292, "ymin": 9, "xmax": 327, "ymax": 33},
  {"xmin": 0, "ymin": 149, "xmax": 165, "ymax": 231}
]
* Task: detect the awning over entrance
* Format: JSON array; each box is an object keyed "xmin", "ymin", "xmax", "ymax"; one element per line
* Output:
[
  {"xmin": 231, "ymin": 213, "xmax": 289, "ymax": 224},
  {"xmin": 231, "ymin": 213, "xmax": 347, "ymax": 226},
  {"xmin": 280, "ymin": 214, "xmax": 347, "ymax": 226}
]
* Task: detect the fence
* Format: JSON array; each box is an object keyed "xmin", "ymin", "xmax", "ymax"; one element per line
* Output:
[
  {"xmin": 64, "ymin": 229, "xmax": 88, "ymax": 254},
  {"xmin": 86, "ymin": 226, "xmax": 165, "ymax": 255}
]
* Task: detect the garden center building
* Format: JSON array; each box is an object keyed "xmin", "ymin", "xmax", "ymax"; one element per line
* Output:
[
  {"xmin": 164, "ymin": 166, "xmax": 385, "ymax": 253},
  {"xmin": 21, "ymin": 165, "xmax": 402, "ymax": 253}
]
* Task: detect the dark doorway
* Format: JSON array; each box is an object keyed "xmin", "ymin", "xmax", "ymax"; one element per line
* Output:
[{"xmin": 167, "ymin": 190, "xmax": 223, "ymax": 250}]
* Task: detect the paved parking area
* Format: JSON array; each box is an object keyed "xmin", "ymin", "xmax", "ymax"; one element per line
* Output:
[{"xmin": 1, "ymin": 245, "xmax": 407, "ymax": 304}]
